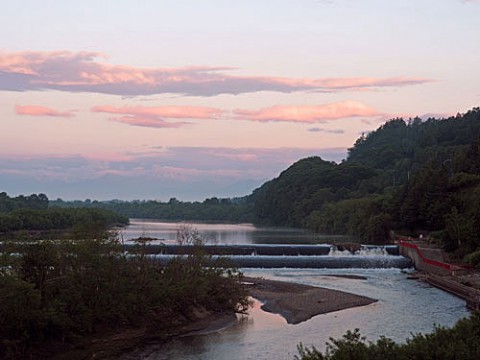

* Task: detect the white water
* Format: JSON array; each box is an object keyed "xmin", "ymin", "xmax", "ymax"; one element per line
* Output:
[{"xmin": 118, "ymin": 220, "xmax": 468, "ymax": 359}]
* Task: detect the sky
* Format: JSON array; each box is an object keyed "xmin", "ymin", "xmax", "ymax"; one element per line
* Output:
[{"xmin": 1, "ymin": 0, "xmax": 479, "ymax": 201}]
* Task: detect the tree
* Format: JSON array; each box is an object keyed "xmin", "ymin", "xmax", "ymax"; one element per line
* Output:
[{"xmin": 295, "ymin": 313, "xmax": 480, "ymax": 360}]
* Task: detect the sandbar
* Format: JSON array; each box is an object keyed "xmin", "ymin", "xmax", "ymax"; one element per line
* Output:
[
  {"xmin": 46, "ymin": 277, "xmax": 377, "ymax": 359},
  {"xmin": 243, "ymin": 276, "xmax": 377, "ymax": 324}
]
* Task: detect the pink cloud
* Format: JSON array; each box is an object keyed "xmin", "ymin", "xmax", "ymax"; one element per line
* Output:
[
  {"xmin": 92, "ymin": 105, "xmax": 222, "ymax": 119},
  {"xmin": 15, "ymin": 105, "xmax": 75, "ymax": 118},
  {"xmin": 92, "ymin": 105, "xmax": 223, "ymax": 128},
  {"xmin": 234, "ymin": 101, "xmax": 383, "ymax": 123},
  {"xmin": 0, "ymin": 50, "xmax": 433, "ymax": 96},
  {"xmin": 111, "ymin": 116, "xmax": 188, "ymax": 128}
]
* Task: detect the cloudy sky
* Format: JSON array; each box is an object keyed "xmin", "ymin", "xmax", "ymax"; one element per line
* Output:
[{"xmin": 1, "ymin": 0, "xmax": 479, "ymax": 201}]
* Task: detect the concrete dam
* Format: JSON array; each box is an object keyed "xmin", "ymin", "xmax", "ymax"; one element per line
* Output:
[{"xmin": 125, "ymin": 244, "xmax": 412, "ymax": 269}]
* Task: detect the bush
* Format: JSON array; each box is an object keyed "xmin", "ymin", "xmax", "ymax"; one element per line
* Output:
[
  {"xmin": 0, "ymin": 233, "xmax": 247, "ymax": 358},
  {"xmin": 295, "ymin": 313, "xmax": 480, "ymax": 360},
  {"xmin": 464, "ymin": 250, "xmax": 480, "ymax": 268},
  {"xmin": 0, "ymin": 275, "xmax": 43, "ymax": 358}
]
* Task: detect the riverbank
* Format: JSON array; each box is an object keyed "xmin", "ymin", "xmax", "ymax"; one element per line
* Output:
[
  {"xmin": 36, "ymin": 308, "xmax": 238, "ymax": 360},
  {"xmin": 398, "ymin": 237, "xmax": 480, "ymax": 310},
  {"xmin": 41, "ymin": 276, "xmax": 376, "ymax": 359}
]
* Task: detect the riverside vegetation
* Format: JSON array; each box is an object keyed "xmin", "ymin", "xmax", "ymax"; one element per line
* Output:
[
  {"xmin": 0, "ymin": 194, "xmax": 248, "ymax": 359},
  {"xmin": 2, "ymin": 107, "xmax": 480, "ymax": 359},
  {"xmin": 52, "ymin": 108, "xmax": 480, "ymax": 265},
  {"xmin": 295, "ymin": 312, "xmax": 480, "ymax": 360}
]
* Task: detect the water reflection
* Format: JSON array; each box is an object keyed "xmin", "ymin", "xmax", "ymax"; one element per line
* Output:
[
  {"xmin": 118, "ymin": 221, "xmax": 468, "ymax": 359},
  {"xmin": 119, "ymin": 219, "xmax": 351, "ymax": 245},
  {"xmin": 236, "ymin": 298, "xmax": 287, "ymax": 330},
  {"xmin": 123, "ymin": 268, "xmax": 469, "ymax": 360}
]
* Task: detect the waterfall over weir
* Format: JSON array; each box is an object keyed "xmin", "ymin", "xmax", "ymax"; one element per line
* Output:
[{"xmin": 125, "ymin": 244, "xmax": 412, "ymax": 269}]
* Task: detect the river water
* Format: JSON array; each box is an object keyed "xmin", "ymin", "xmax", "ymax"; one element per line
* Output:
[
  {"xmin": 119, "ymin": 220, "xmax": 470, "ymax": 360},
  {"xmin": 120, "ymin": 218, "xmax": 350, "ymax": 244}
]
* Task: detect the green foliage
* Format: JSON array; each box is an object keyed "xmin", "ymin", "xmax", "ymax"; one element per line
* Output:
[
  {"xmin": 0, "ymin": 204, "xmax": 128, "ymax": 237},
  {"xmin": 296, "ymin": 343, "xmax": 326, "ymax": 360},
  {"xmin": 253, "ymin": 157, "xmax": 376, "ymax": 228},
  {"xmin": 464, "ymin": 250, "xmax": 480, "ymax": 268},
  {"xmin": 0, "ymin": 232, "xmax": 248, "ymax": 358},
  {"xmin": 295, "ymin": 313, "xmax": 480, "ymax": 360},
  {"xmin": 0, "ymin": 192, "xmax": 49, "ymax": 213},
  {"xmin": 49, "ymin": 196, "xmax": 254, "ymax": 223},
  {"xmin": 442, "ymin": 207, "xmax": 475, "ymax": 253},
  {"xmin": 397, "ymin": 161, "xmax": 452, "ymax": 231},
  {"xmin": 295, "ymin": 329, "xmax": 401, "ymax": 360},
  {"xmin": 0, "ymin": 275, "xmax": 43, "ymax": 357},
  {"xmin": 250, "ymin": 108, "xmax": 480, "ymax": 249}
]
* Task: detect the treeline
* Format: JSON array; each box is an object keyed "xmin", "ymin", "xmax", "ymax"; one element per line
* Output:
[
  {"xmin": 253, "ymin": 108, "xmax": 480, "ymax": 259},
  {"xmin": 295, "ymin": 312, "xmax": 480, "ymax": 359},
  {"xmin": 50, "ymin": 196, "xmax": 254, "ymax": 223},
  {"xmin": 0, "ymin": 192, "xmax": 128, "ymax": 237},
  {"xmin": 7, "ymin": 108, "xmax": 480, "ymax": 260},
  {"xmin": 0, "ymin": 192, "xmax": 49, "ymax": 212},
  {"xmin": 0, "ymin": 236, "xmax": 248, "ymax": 359}
]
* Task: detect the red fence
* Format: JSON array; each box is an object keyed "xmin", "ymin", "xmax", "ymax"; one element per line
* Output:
[
  {"xmin": 398, "ymin": 239, "xmax": 472, "ymax": 273},
  {"xmin": 398, "ymin": 237, "xmax": 479, "ymax": 309}
]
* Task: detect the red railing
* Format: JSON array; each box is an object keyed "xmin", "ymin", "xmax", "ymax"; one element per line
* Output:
[
  {"xmin": 398, "ymin": 239, "xmax": 471, "ymax": 272},
  {"xmin": 399, "ymin": 237, "xmax": 479, "ymax": 309}
]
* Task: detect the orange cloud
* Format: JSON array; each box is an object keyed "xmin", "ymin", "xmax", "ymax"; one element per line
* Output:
[
  {"xmin": 0, "ymin": 50, "xmax": 433, "ymax": 96},
  {"xmin": 234, "ymin": 101, "xmax": 382, "ymax": 123},
  {"xmin": 92, "ymin": 105, "xmax": 223, "ymax": 128},
  {"xmin": 15, "ymin": 105, "xmax": 75, "ymax": 118}
]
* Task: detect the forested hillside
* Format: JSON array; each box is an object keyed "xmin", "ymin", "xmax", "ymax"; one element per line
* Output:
[
  {"xmin": 253, "ymin": 108, "xmax": 480, "ymax": 260},
  {"xmin": 21, "ymin": 108, "xmax": 480, "ymax": 262}
]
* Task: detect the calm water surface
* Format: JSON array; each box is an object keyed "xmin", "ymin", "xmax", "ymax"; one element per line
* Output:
[
  {"xmin": 120, "ymin": 219, "xmax": 350, "ymax": 245},
  {"xmin": 119, "ymin": 220, "xmax": 469, "ymax": 359},
  {"xmin": 123, "ymin": 268, "xmax": 469, "ymax": 360}
]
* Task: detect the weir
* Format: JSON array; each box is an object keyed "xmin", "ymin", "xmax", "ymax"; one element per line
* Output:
[
  {"xmin": 129, "ymin": 244, "xmax": 411, "ymax": 269},
  {"xmin": 0, "ymin": 243, "xmax": 411, "ymax": 269},
  {"xmin": 122, "ymin": 244, "xmax": 400, "ymax": 256},
  {"xmin": 150, "ymin": 254, "xmax": 412, "ymax": 269}
]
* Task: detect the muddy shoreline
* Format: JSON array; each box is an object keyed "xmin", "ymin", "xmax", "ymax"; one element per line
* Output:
[{"xmin": 44, "ymin": 276, "xmax": 376, "ymax": 359}]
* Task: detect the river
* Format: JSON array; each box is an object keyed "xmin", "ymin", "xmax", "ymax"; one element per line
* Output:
[
  {"xmin": 119, "ymin": 220, "xmax": 470, "ymax": 359},
  {"xmin": 120, "ymin": 218, "xmax": 350, "ymax": 244}
]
